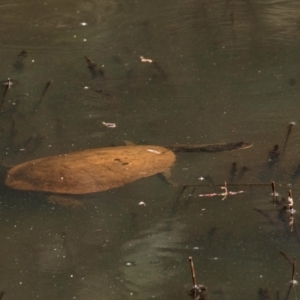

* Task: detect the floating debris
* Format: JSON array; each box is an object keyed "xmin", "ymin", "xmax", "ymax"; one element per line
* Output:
[
  {"xmin": 138, "ymin": 201, "xmax": 146, "ymax": 206},
  {"xmin": 140, "ymin": 56, "xmax": 153, "ymax": 63},
  {"xmin": 199, "ymin": 182, "xmax": 244, "ymax": 201},
  {"xmin": 102, "ymin": 122, "xmax": 116, "ymax": 128}
]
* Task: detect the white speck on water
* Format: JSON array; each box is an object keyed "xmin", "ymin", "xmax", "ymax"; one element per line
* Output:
[{"xmin": 80, "ymin": 22, "xmax": 88, "ymax": 26}]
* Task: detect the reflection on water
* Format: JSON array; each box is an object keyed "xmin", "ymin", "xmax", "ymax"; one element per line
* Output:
[{"xmin": 1, "ymin": 0, "xmax": 300, "ymax": 299}]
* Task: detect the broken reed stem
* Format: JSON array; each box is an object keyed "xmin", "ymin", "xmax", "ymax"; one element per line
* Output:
[
  {"xmin": 188, "ymin": 256, "xmax": 197, "ymax": 287},
  {"xmin": 2, "ymin": 78, "xmax": 12, "ymax": 108},
  {"xmin": 272, "ymin": 181, "xmax": 278, "ymax": 204},
  {"xmin": 287, "ymin": 190, "xmax": 294, "ymax": 211},
  {"xmin": 272, "ymin": 181, "xmax": 276, "ymax": 195}
]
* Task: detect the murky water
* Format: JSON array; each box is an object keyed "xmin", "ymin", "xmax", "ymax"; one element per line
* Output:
[{"xmin": 1, "ymin": 0, "xmax": 300, "ymax": 299}]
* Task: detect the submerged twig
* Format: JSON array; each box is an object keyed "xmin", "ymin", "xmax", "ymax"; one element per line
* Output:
[
  {"xmin": 268, "ymin": 144, "xmax": 280, "ymax": 166},
  {"xmin": 84, "ymin": 56, "xmax": 104, "ymax": 77},
  {"xmin": 31, "ymin": 80, "xmax": 53, "ymax": 113}
]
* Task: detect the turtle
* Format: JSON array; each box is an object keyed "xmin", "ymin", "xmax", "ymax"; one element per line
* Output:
[{"xmin": 5, "ymin": 141, "xmax": 252, "ymax": 195}]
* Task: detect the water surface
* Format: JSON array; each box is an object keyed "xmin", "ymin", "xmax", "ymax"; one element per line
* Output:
[{"xmin": 1, "ymin": 0, "xmax": 300, "ymax": 299}]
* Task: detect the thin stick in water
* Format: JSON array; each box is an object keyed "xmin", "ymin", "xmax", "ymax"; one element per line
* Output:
[
  {"xmin": 292, "ymin": 258, "xmax": 296, "ymax": 283},
  {"xmin": 2, "ymin": 77, "xmax": 12, "ymax": 98},
  {"xmin": 272, "ymin": 181, "xmax": 276, "ymax": 194},
  {"xmin": 279, "ymin": 250, "xmax": 293, "ymax": 265},
  {"xmin": 283, "ymin": 122, "xmax": 295, "ymax": 154},
  {"xmin": 40, "ymin": 80, "xmax": 53, "ymax": 98},
  {"xmin": 189, "ymin": 256, "xmax": 197, "ymax": 287}
]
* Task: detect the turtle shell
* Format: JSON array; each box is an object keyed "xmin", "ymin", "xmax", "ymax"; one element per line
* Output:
[{"xmin": 5, "ymin": 145, "xmax": 176, "ymax": 194}]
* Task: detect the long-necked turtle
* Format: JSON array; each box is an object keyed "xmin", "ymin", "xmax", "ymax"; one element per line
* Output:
[{"xmin": 5, "ymin": 142, "xmax": 252, "ymax": 194}]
